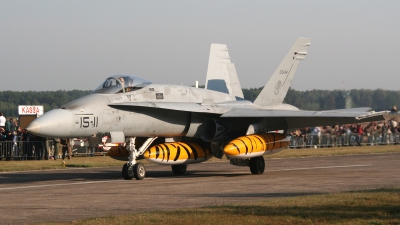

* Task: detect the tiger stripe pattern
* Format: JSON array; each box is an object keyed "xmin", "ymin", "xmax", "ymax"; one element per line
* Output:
[
  {"xmin": 144, "ymin": 142, "xmax": 213, "ymax": 165},
  {"xmin": 224, "ymin": 133, "xmax": 289, "ymax": 159}
]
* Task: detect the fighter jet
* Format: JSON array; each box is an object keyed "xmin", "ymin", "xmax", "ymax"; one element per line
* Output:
[{"xmin": 27, "ymin": 38, "xmax": 388, "ymax": 180}]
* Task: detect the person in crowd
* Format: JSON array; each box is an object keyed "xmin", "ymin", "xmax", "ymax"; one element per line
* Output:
[
  {"xmin": 382, "ymin": 122, "xmax": 388, "ymax": 145},
  {"xmin": 60, "ymin": 138, "xmax": 72, "ymax": 160},
  {"xmin": 0, "ymin": 127, "xmax": 5, "ymax": 160},
  {"xmin": 0, "ymin": 112, "xmax": 5, "ymax": 130},
  {"xmin": 5, "ymin": 117, "xmax": 13, "ymax": 138},
  {"xmin": 356, "ymin": 124, "xmax": 363, "ymax": 146},
  {"xmin": 3, "ymin": 127, "xmax": 14, "ymax": 160},
  {"xmin": 11, "ymin": 120, "xmax": 18, "ymax": 133},
  {"xmin": 33, "ymin": 135, "xmax": 45, "ymax": 160},
  {"xmin": 310, "ymin": 126, "xmax": 321, "ymax": 148},
  {"xmin": 41, "ymin": 137, "xmax": 56, "ymax": 160},
  {"xmin": 13, "ymin": 128, "xmax": 22, "ymax": 160},
  {"xmin": 338, "ymin": 126, "xmax": 346, "ymax": 146},
  {"xmin": 21, "ymin": 129, "xmax": 34, "ymax": 160},
  {"xmin": 52, "ymin": 138, "xmax": 60, "ymax": 160},
  {"xmin": 300, "ymin": 127, "xmax": 308, "ymax": 148},
  {"xmin": 19, "ymin": 128, "xmax": 26, "ymax": 159},
  {"xmin": 331, "ymin": 125, "xmax": 339, "ymax": 146}
]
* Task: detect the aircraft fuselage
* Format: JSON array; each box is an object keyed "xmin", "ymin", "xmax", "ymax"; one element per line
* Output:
[{"xmin": 29, "ymin": 84, "xmax": 245, "ymax": 139}]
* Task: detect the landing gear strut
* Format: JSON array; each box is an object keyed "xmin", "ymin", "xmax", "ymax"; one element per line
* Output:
[
  {"xmin": 122, "ymin": 137, "xmax": 157, "ymax": 180},
  {"xmin": 249, "ymin": 156, "xmax": 265, "ymax": 174}
]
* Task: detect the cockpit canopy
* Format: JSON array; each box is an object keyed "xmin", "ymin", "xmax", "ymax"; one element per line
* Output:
[{"xmin": 91, "ymin": 75, "xmax": 152, "ymax": 94}]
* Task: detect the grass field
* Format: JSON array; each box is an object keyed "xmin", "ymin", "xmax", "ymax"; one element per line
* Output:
[
  {"xmin": 35, "ymin": 188, "xmax": 400, "ymax": 225},
  {"xmin": 1, "ymin": 145, "xmax": 399, "ymax": 172}
]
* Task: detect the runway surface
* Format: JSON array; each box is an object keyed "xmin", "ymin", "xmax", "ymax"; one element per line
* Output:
[{"xmin": 1, "ymin": 153, "xmax": 400, "ymax": 224}]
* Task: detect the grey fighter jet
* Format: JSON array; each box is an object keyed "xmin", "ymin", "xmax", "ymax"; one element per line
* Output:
[{"xmin": 27, "ymin": 38, "xmax": 388, "ymax": 180}]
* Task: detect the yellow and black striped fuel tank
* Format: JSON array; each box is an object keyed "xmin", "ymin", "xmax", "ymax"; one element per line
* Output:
[
  {"xmin": 143, "ymin": 142, "xmax": 213, "ymax": 165},
  {"xmin": 224, "ymin": 133, "xmax": 289, "ymax": 159}
]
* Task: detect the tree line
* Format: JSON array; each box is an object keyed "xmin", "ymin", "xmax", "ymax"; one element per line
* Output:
[
  {"xmin": 0, "ymin": 90, "xmax": 91, "ymax": 118},
  {"xmin": 244, "ymin": 88, "xmax": 400, "ymax": 111},
  {"xmin": 0, "ymin": 88, "xmax": 399, "ymax": 117}
]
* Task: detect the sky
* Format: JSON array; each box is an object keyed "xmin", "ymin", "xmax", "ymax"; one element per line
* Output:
[{"xmin": 1, "ymin": 0, "xmax": 400, "ymax": 91}]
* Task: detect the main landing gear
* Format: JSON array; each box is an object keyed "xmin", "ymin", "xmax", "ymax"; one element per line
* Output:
[
  {"xmin": 171, "ymin": 164, "xmax": 187, "ymax": 175},
  {"xmin": 122, "ymin": 137, "xmax": 157, "ymax": 180},
  {"xmin": 230, "ymin": 156, "xmax": 266, "ymax": 174},
  {"xmin": 249, "ymin": 156, "xmax": 265, "ymax": 174}
]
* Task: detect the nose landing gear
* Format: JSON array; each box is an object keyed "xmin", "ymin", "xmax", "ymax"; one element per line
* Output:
[{"xmin": 122, "ymin": 137, "xmax": 157, "ymax": 180}]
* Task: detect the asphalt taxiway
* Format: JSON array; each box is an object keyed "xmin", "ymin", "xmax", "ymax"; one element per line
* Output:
[{"xmin": 1, "ymin": 153, "xmax": 400, "ymax": 224}]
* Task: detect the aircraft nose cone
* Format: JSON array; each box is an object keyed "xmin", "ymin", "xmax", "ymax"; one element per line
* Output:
[
  {"xmin": 26, "ymin": 109, "xmax": 74, "ymax": 138},
  {"xmin": 27, "ymin": 121, "xmax": 41, "ymax": 134}
]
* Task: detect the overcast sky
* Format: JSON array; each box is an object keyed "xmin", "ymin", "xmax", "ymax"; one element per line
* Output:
[{"xmin": 1, "ymin": 1, "xmax": 400, "ymax": 91}]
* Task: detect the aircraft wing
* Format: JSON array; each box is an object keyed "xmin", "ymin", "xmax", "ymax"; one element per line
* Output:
[
  {"xmin": 221, "ymin": 107, "xmax": 389, "ymax": 129},
  {"xmin": 108, "ymin": 102, "xmax": 231, "ymax": 114},
  {"xmin": 221, "ymin": 107, "xmax": 380, "ymax": 118}
]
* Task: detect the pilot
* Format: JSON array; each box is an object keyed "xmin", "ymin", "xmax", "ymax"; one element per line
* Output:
[{"xmin": 124, "ymin": 77, "xmax": 134, "ymax": 92}]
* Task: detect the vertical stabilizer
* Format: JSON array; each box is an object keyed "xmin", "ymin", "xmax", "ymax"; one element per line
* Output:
[
  {"xmin": 205, "ymin": 44, "xmax": 244, "ymax": 98},
  {"xmin": 253, "ymin": 38, "xmax": 310, "ymax": 106},
  {"xmin": 227, "ymin": 63, "xmax": 244, "ymax": 98}
]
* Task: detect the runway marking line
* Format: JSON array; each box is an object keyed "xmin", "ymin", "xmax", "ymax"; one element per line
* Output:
[
  {"xmin": 267, "ymin": 164, "xmax": 372, "ymax": 172},
  {"xmin": 0, "ymin": 180, "xmax": 129, "ymax": 191}
]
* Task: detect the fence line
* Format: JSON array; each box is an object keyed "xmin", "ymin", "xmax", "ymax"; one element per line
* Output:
[
  {"xmin": 2, "ymin": 133, "xmax": 399, "ymax": 160},
  {"xmin": 0, "ymin": 140, "xmax": 101, "ymax": 161},
  {"xmin": 289, "ymin": 133, "xmax": 400, "ymax": 148}
]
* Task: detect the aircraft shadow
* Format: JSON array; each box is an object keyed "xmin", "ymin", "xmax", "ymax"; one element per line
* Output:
[{"xmin": 0, "ymin": 168, "xmax": 252, "ymax": 185}]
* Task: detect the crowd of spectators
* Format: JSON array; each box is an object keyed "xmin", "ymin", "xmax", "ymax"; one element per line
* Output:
[
  {"xmin": 290, "ymin": 118, "xmax": 400, "ymax": 148},
  {"xmin": 0, "ymin": 112, "xmax": 48, "ymax": 160}
]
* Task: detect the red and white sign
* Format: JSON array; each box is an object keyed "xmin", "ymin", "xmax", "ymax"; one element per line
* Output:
[{"xmin": 18, "ymin": 105, "xmax": 44, "ymax": 115}]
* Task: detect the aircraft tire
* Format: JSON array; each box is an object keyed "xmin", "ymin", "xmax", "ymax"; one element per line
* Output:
[
  {"xmin": 249, "ymin": 156, "xmax": 265, "ymax": 174},
  {"xmin": 171, "ymin": 164, "xmax": 187, "ymax": 175},
  {"xmin": 122, "ymin": 163, "xmax": 134, "ymax": 180},
  {"xmin": 134, "ymin": 163, "xmax": 146, "ymax": 180}
]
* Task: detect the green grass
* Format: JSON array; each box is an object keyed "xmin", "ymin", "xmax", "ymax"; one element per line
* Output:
[
  {"xmin": 1, "ymin": 145, "xmax": 399, "ymax": 172},
  {"xmin": 36, "ymin": 187, "xmax": 400, "ymax": 225}
]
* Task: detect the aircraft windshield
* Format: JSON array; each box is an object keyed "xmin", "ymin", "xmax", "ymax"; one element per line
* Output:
[{"xmin": 91, "ymin": 75, "xmax": 152, "ymax": 94}]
